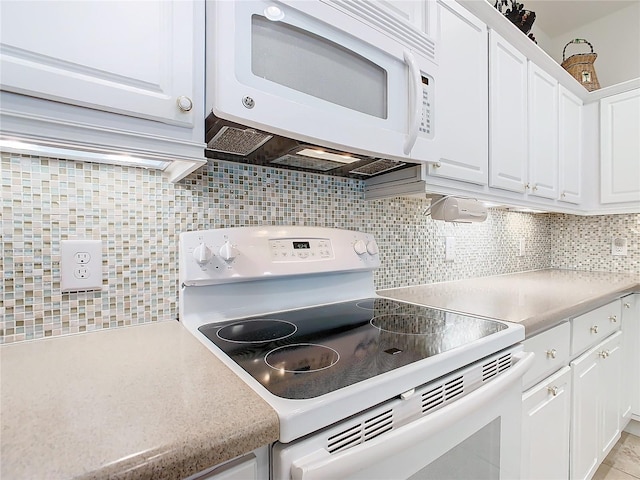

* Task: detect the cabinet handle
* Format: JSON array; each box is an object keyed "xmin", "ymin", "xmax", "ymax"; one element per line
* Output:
[
  {"xmin": 624, "ymin": 303, "xmax": 631, "ymax": 309},
  {"xmin": 590, "ymin": 325, "xmax": 599, "ymax": 334},
  {"xmin": 599, "ymin": 350, "xmax": 610, "ymax": 359},
  {"xmin": 524, "ymin": 183, "xmax": 530, "ymax": 190},
  {"xmin": 546, "ymin": 349, "xmax": 557, "ymax": 359},
  {"xmin": 609, "ymin": 315, "xmax": 617, "ymax": 323},
  {"xmin": 561, "ymin": 192, "xmax": 566, "ymax": 198},
  {"xmin": 532, "ymin": 184, "xmax": 538, "ymax": 191},
  {"xmin": 176, "ymin": 96, "xmax": 193, "ymax": 112},
  {"xmin": 548, "ymin": 386, "xmax": 559, "ymax": 396}
]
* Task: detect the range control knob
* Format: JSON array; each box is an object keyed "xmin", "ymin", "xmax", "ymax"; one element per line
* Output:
[
  {"xmin": 219, "ymin": 242, "xmax": 238, "ymax": 262},
  {"xmin": 193, "ymin": 244, "xmax": 212, "ymax": 266},
  {"xmin": 366, "ymin": 240, "xmax": 379, "ymax": 255},
  {"xmin": 353, "ymin": 240, "xmax": 367, "ymax": 255}
]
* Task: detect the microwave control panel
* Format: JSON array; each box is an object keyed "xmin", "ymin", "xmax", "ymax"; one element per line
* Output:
[{"xmin": 420, "ymin": 74, "xmax": 434, "ymax": 140}]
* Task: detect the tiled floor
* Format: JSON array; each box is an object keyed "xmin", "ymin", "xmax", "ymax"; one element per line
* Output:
[{"xmin": 593, "ymin": 432, "xmax": 640, "ymax": 480}]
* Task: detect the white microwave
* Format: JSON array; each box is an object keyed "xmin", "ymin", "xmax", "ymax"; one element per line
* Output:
[{"xmin": 205, "ymin": 0, "xmax": 440, "ymax": 178}]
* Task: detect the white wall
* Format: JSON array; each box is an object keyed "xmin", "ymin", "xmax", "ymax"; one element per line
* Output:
[{"xmin": 547, "ymin": 2, "xmax": 640, "ymax": 88}]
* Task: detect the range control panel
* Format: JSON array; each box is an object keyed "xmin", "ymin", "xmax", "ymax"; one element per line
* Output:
[
  {"xmin": 269, "ymin": 238, "xmax": 334, "ymax": 262},
  {"xmin": 180, "ymin": 226, "xmax": 380, "ymax": 286}
]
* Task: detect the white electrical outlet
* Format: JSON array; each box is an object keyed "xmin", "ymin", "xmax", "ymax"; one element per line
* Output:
[
  {"xmin": 61, "ymin": 239, "xmax": 103, "ymax": 292},
  {"xmin": 445, "ymin": 236, "xmax": 456, "ymax": 262},
  {"xmin": 611, "ymin": 237, "xmax": 628, "ymax": 256}
]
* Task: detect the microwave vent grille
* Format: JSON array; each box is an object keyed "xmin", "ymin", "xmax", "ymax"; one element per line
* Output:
[
  {"xmin": 207, "ymin": 126, "xmax": 272, "ymax": 156},
  {"xmin": 322, "ymin": 0, "xmax": 436, "ymax": 61},
  {"xmin": 350, "ymin": 159, "xmax": 406, "ymax": 176}
]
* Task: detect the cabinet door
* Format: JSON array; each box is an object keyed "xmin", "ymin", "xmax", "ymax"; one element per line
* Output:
[
  {"xmin": 571, "ymin": 331, "xmax": 623, "ymax": 480},
  {"xmin": 0, "ymin": 1, "xmax": 196, "ymax": 127},
  {"xmin": 425, "ymin": 0, "xmax": 488, "ymax": 185},
  {"xmin": 599, "ymin": 333, "xmax": 622, "ymax": 459},
  {"xmin": 528, "ymin": 62, "xmax": 558, "ymax": 199},
  {"xmin": 623, "ymin": 294, "xmax": 640, "ymax": 417},
  {"xmin": 600, "ymin": 88, "xmax": 640, "ymax": 204},
  {"xmin": 571, "ymin": 345, "xmax": 601, "ymax": 480},
  {"xmin": 521, "ymin": 366, "xmax": 571, "ymax": 480},
  {"xmin": 558, "ymin": 86, "xmax": 583, "ymax": 204},
  {"xmin": 489, "ymin": 30, "xmax": 528, "ymax": 193}
]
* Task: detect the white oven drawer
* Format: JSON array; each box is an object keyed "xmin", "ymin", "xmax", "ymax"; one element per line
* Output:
[
  {"xmin": 571, "ymin": 300, "xmax": 621, "ymax": 356},
  {"xmin": 522, "ymin": 322, "xmax": 570, "ymax": 391}
]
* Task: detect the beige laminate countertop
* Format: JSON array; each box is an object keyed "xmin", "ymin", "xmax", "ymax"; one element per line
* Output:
[
  {"xmin": 0, "ymin": 321, "xmax": 279, "ymax": 480},
  {"xmin": 379, "ymin": 269, "xmax": 639, "ymax": 337}
]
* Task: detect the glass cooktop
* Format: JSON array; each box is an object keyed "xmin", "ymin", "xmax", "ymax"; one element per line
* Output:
[{"xmin": 198, "ymin": 298, "xmax": 507, "ymax": 399}]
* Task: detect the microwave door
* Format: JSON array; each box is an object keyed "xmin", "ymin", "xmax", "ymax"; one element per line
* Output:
[{"xmin": 208, "ymin": 0, "xmax": 432, "ymax": 162}]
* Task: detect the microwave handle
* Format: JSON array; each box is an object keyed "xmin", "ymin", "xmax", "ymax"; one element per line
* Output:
[
  {"xmin": 290, "ymin": 351, "xmax": 535, "ymax": 480},
  {"xmin": 403, "ymin": 49, "xmax": 422, "ymax": 155}
]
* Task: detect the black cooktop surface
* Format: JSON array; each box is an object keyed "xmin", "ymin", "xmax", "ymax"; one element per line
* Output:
[{"xmin": 198, "ymin": 298, "xmax": 507, "ymax": 399}]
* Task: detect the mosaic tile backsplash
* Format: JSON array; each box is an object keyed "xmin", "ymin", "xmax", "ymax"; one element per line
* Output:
[{"xmin": 1, "ymin": 153, "xmax": 637, "ymax": 344}]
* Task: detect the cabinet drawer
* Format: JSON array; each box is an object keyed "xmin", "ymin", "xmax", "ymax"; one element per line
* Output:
[
  {"xmin": 571, "ymin": 300, "xmax": 621, "ymax": 356},
  {"xmin": 523, "ymin": 322, "xmax": 570, "ymax": 390}
]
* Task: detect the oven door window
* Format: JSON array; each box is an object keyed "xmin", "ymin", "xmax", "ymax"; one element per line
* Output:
[
  {"xmin": 251, "ymin": 15, "xmax": 388, "ymax": 119},
  {"xmin": 408, "ymin": 418, "xmax": 501, "ymax": 480}
]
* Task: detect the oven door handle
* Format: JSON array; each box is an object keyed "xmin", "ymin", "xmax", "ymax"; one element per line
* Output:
[{"xmin": 290, "ymin": 351, "xmax": 535, "ymax": 480}]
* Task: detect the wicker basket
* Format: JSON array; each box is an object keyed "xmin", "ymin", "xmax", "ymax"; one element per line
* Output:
[{"xmin": 561, "ymin": 39, "xmax": 600, "ymax": 91}]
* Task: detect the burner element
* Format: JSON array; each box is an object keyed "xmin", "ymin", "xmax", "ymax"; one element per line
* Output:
[
  {"xmin": 265, "ymin": 344, "xmax": 340, "ymax": 373},
  {"xmin": 216, "ymin": 319, "xmax": 297, "ymax": 343}
]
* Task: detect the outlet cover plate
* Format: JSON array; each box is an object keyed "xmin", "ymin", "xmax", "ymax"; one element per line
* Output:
[
  {"xmin": 61, "ymin": 239, "xmax": 103, "ymax": 292},
  {"xmin": 611, "ymin": 238, "xmax": 628, "ymax": 256}
]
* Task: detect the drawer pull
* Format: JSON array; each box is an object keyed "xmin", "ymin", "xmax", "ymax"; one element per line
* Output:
[
  {"xmin": 590, "ymin": 325, "xmax": 599, "ymax": 334},
  {"xmin": 546, "ymin": 349, "xmax": 557, "ymax": 359},
  {"xmin": 598, "ymin": 350, "xmax": 610, "ymax": 359},
  {"xmin": 548, "ymin": 386, "xmax": 559, "ymax": 396},
  {"xmin": 624, "ymin": 303, "xmax": 631, "ymax": 309},
  {"xmin": 609, "ymin": 315, "xmax": 617, "ymax": 323}
]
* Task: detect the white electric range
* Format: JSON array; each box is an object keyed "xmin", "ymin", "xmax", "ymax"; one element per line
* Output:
[{"xmin": 179, "ymin": 226, "xmax": 532, "ymax": 480}]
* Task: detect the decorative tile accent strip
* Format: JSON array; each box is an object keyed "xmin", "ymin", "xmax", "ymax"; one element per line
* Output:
[{"xmin": 1, "ymin": 152, "xmax": 636, "ymax": 344}]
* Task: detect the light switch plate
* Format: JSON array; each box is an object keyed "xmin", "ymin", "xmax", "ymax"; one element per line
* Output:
[
  {"xmin": 445, "ymin": 236, "xmax": 455, "ymax": 262},
  {"xmin": 60, "ymin": 239, "xmax": 103, "ymax": 292}
]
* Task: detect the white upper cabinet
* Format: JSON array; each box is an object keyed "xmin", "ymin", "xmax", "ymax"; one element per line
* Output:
[
  {"xmin": 600, "ymin": 88, "xmax": 640, "ymax": 204},
  {"xmin": 528, "ymin": 62, "xmax": 558, "ymax": 200},
  {"xmin": 426, "ymin": 0, "xmax": 488, "ymax": 185},
  {"xmin": 489, "ymin": 30, "xmax": 528, "ymax": 193},
  {"xmin": 0, "ymin": 1, "xmax": 195, "ymax": 126},
  {"xmin": 0, "ymin": 0, "xmax": 206, "ymax": 181},
  {"xmin": 558, "ymin": 86, "xmax": 583, "ymax": 204}
]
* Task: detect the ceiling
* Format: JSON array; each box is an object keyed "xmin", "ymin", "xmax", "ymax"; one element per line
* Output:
[{"xmin": 522, "ymin": 0, "xmax": 637, "ymax": 38}]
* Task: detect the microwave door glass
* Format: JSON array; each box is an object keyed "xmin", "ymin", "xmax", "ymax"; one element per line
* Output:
[{"xmin": 251, "ymin": 15, "xmax": 388, "ymax": 119}]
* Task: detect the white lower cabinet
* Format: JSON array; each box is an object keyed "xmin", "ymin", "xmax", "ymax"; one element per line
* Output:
[
  {"xmin": 622, "ymin": 294, "xmax": 640, "ymax": 420},
  {"xmin": 570, "ymin": 331, "xmax": 622, "ymax": 480},
  {"xmin": 521, "ymin": 366, "xmax": 571, "ymax": 480},
  {"xmin": 520, "ymin": 298, "xmax": 630, "ymax": 480}
]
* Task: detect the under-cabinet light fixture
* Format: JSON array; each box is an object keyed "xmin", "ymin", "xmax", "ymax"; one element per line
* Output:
[{"xmin": 0, "ymin": 139, "xmax": 169, "ymax": 169}]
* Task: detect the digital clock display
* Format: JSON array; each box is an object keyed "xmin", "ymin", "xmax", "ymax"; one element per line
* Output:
[{"xmin": 293, "ymin": 241, "xmax": 310, "ymax": 249}]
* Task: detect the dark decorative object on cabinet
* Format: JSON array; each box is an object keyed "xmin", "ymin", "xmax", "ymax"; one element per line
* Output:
[{"xmin": 494, "ymin": 0, "xmax": 537, "ymax": 43}]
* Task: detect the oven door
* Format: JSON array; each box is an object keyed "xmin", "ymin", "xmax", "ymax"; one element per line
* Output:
[
  {"xmin": 273, "ymin": 351, "xmax": 534, "ymax": 480},
  {"xmin": 208, "ymin": 0, "xmax": 439, "ymax": 162}
]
